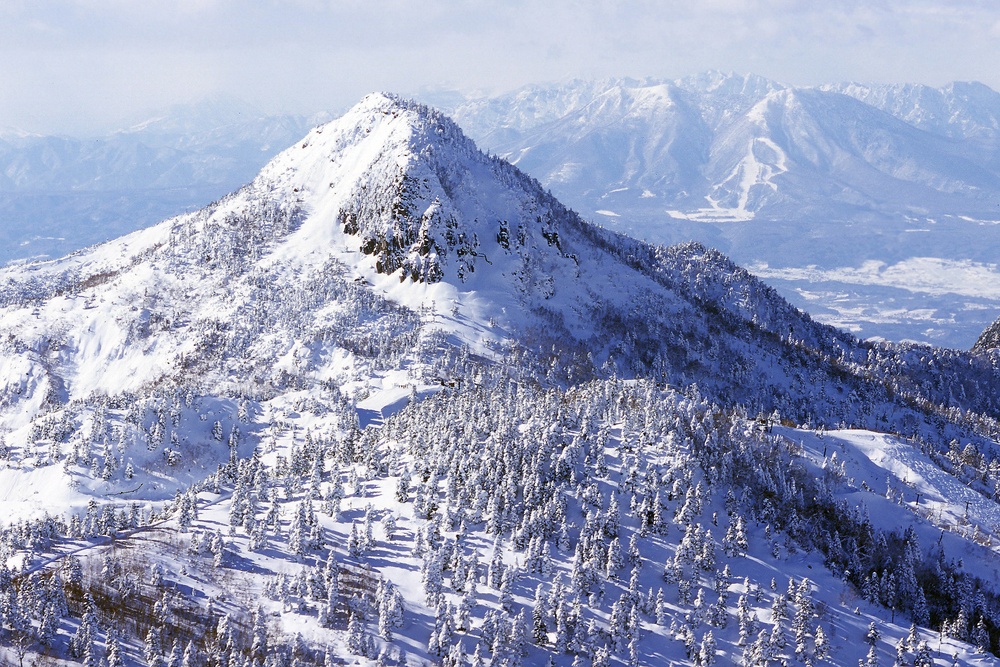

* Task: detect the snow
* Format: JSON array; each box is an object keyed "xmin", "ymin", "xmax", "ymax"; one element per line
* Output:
[
  {"xmin": 1, "ymin": 89, "xmax": 1000, "ymax": 667},
  {"xmin": 791, "ymin": 426, "xmax": 1000, "ymax": 589},
  {"xmin": 0, "ymin": 463, "xmax": 91, "ymax": 521}
]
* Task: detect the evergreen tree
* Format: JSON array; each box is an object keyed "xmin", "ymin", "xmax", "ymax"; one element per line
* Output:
[
  {"xmin": 498, "ymin": 568, "xmax": 515, "ymax": 612},
  {"xmin": 181, "ymin": 641, "xmax": 198, "ymax": 667},
  {"xmin": 736, "ymin": 594, "xmax": 757, "ymax": 645},
  {"xmin": 167, "ymin": 641, "xmax": 182, "ymax": 667},
  {"xmin": 866, "ymin": 621, "xmax": 881, "ymax": 647},
  {"xmin": 145, "ymin": 627, "xmax": 162, "ymax": 666},
  {"xmin": 511, "ymin": 609, "xmax": 529, "ymax": 657},
  {"xmin": 973, "ymin": 617, "xmax": 991, "ymax": 653},
  {"xmin": 532, "ymin": 584, "xmax": 548, "ymax": 644},
  {"xmin": 793, "ymin": 578, "xmax": 814, "ymax": 658},
  {"xmin": 655, "ymin": 588, "xmax": 667, "ymax": 625},
  {"xmin": 699, "ymin": 630, "xmax": 717, "ymax": 667},
  {"xmin": 251, "ymin": 606, "xmax": 268, "ymax": 666},
  {"xmin": 210, "ymin": 530, "xmax": 225, "ymax": 567},
  {"xmin": 912, "ymin": 641, "xmax": 933, "ymax": 667},
  {"xmin": 894, "ymin": 637, "xmax": 907, "ymax": 667},
  {"xmin": 290, "ymin": 502, "xmax": 310, "ymax": 559},
  {"xmin": 605, "ymin": 494, "xmax": 620, "ymax": 538},
  {"xmin": 606, "ymin": 537, "xmax": 624, "ymax": 579},
  {"xmin": 347, "ymin": 612, "xmax": 366, "ymax": 655},
  {"xmin": 863, "ymin": 643, "xmax": 880, "ymax": 667},
  {"xmin": 814, "ymin": 624, "xmax": 829, "ymax": 661},
  {"xmin": 593, "ymin": 645, "xmax": 611, "ymax": 667}
]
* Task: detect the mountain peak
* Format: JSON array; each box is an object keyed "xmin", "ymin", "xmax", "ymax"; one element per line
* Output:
[
  {"xmin": 251, "ymin": 91, "xmax": 523, "ymax": 286},
  {"xmin": 334, "ymin": 91, "xmax": 467, "ymax": 138}
]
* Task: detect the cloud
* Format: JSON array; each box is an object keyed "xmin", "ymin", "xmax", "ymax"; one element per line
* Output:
[{"xmin": 2, "ymin": 1, "xmax": 999, "ymax": 133}]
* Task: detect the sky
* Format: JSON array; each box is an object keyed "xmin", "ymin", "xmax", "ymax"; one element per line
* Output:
[{"xmin": 2, "ymin": 0, "xmax": 1000, "ymax": 135}]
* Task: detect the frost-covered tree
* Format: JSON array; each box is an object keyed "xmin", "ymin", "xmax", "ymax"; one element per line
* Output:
[
  {"xmin": 815, "ymin": 624, "xmax": 829, "ymax": 661},
  {"xmin": 606, "ymin": 537, "xmax": 624, "ymax": 579},
  {"xmin": 144, "ymin": 627, "xmax": 162, "ymax": 666},
  {"xmin": 698, "ymin": 630, "xmax": 717, "ymax": 667},
  {"xmin": 532, "ymin": 584, "xmax": 548, "ymax": 644},
  {"xmin": 912, "ymin": 641, "xmax": 933, "ymax": 667},
  {"xmin": 347, "ymin": 611, "xmax": 367, "ymax": 655},
  {"xmin": 793, "ymin": 578, "xmax": 814, "ymax": 658}
]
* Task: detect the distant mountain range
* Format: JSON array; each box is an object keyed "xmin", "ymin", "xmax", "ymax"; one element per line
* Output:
[{"xmin": 451, "ymin": 73, "xmax": 1000, "ymax": 226}]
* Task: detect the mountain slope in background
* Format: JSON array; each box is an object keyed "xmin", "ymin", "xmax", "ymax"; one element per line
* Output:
[
  {"xmin": 828, "ymin": 80, "xmax": 1000, "ymax": 141},
  {"xmin": 446, "ymin": 73, "xmax": 1000, "ymax": 349}
]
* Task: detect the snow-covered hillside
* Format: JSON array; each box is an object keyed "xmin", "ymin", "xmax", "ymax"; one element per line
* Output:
[
  {"xmin": 5, "ymin": 93, "xmax": 1000, "ymax": 440},
  {"xmin": 446, "ymin": 74, "xmax": 1000, "ymax": 349},
  {"xmin": 2, "ymin": 93, "xmax": 1000, "ymax": 666}
]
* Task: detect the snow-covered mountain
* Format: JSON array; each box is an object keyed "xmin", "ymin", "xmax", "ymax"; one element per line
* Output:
[
  {"xmin": 5, "ymin": 93, "xmax": 1000, "ymax": 437},
  {"xmin": 3, "ymin": 94, "xmax": 1000, "ymax": 666},
  {"xmin": 446, "ymin": 74, "xmax": 1000, "ymax": 349},
  {"xmin": 0, "ymin": 97, "xmax": 326, "ymax": 265},
  {"xmin": 9, "ymin": 75, "xmax": 1000, "ymax": 349}
]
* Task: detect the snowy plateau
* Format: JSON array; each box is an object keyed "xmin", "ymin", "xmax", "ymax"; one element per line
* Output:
[{"xmin": 2, "ymin": 93, "xmax": 1000, "ymax": 667}]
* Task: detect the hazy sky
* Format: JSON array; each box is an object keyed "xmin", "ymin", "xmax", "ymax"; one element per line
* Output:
[{"xmin": 3, "ymin": 0, "xmax": 1000, "ymax": 134}]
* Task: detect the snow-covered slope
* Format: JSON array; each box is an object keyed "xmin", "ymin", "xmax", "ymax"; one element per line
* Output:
[
  {"xmin": 447, "ymin": 74, "xmax": 1000, "ymax": 349},
  {"xmin": 3, "ymin": 93, "xmax": 1000, "ymax": 666},
  {"xmin": 828, "ymin": 80, "xmax": 1000, "ymax": 141}
]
